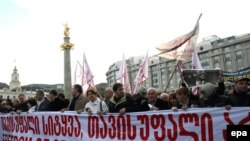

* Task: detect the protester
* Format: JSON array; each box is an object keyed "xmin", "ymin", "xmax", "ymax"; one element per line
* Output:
[
  {"xmin": 35, "ymin": 90, "xmax": 50, "ymax": 111},
  {"xmin": 83, "ymin": 88, "xmax": 108, "ymax": 115},
  {"xmin": 15, "ymin": 94, "xmax": 29, "ymax": 112},
  {"xmin": 103, "ymin": 87, "xmax": 113, "ymax": 106},
  {"xmin": 108, "ymin": 83, "xmax": 138, "ymax": 114},
  {"xmin": 175, "ymin": 87, "xmax": 190, "ymax": 110},
  {"xmin": 132, "ymin": 87, "xmax": 147, "ymax": 106},
  {"xmin": 58, "ymin": 93, "xmax": 70, "ymax": 108},
  {"xmin": 140, "ymin": 87, "xmax": 170, "ymax": 111},
  {"xmin": 168, "ymin": 92, "xmax": 180, "ymax": 109},
  {"xmin": 27, "ymin": 98, "xmax": 37, "ymax": 113},
  {"xmin": 198, "ymin": 83, "xmax": 227, "ymax": 107},
  {"xmin": 67, "ymin": 84, "xmax": 88, "ymax": 111},
  {"xmin": 0, "ymin": 100, "xmax": 11, "ymax": 113},
  {"xmin": 159, "ymin": 92, "xmax": 169, "ymax": 102},
  {"xmin": 225, "ymin": 77, "xmax": 250, "ymax": 109},
  {"xmin": 47, "ymin": 90, "xmax": 66, "ymax": 111}
]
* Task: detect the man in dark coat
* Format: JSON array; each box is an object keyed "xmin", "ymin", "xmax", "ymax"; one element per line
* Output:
[
  {"xmin": 225, "ymin": 77, "xmax": 250, "ymax": 109},
  {"xmin": 139, "ymin": 87, "xmax": 170, "ymax": 111},
  {"xmin": 108, "ymin": 83, "xmax": 139, "ymax": 114},
  {"xmin": 15, "ymin": 94, "xmax": 29, "ymax": 112},
  {"xmin": 35, "ymin": 90, "xmax": 50, "ymax": 111},
  {"xmin": 47, "ymin": 90, "xmax": 66, "ymax": 111}
]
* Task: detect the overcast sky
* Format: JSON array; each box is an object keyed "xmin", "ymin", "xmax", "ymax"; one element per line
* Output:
[{"xmin": 0, "ymin": 0, "xmax": 250, "ymax": 85}]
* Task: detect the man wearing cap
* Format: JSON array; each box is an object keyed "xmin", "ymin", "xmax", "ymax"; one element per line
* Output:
[{"xmin": 225, "ymin": 77, "xmax": 250, "ymax": 109}]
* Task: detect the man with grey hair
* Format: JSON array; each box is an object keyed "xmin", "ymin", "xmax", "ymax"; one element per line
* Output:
[
  {"xmin": 139, "ymin": 87, "xmax": 170, "ymax": 111},
  {"xmin": 104, "ymin": 87, "xmax": 113, "ymax": 105},
  {"xmin": 132, "ymin": 87, "xmax": 147, "ymax": 106},
  {"xmin": 160, "ymin": 92, "xmax": 169, "ymax": 102}
]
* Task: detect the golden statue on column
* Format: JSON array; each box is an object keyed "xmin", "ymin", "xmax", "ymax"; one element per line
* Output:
[
  {"xmin": 64, "ymin": 23, "xmax": 70, "ymax": 37},
  {"xmin": 61, "ymin": 23, "xmax": 74, "ymax": 50}
]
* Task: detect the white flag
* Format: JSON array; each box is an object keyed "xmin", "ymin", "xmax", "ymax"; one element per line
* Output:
[
  {"xmin": 156, "ymin": 14, "xmax": 202, "ymax": 60},
  {"xmin": 192, "ymin": 49, "xmax": 203, "ymax": 69},
  {"xmin": 73, "ymin": 61, "xmax": 84, "ymax": 86},
  {"xmin": 116, "ymin": 53, "xmax": 131, "ymax": 94},
  {"xmin": 82, "ymin": 53, "xmax": 95, "ymax": 93},
  {"xmin": 132, "ymin": 51, "xmax": 149, "ymax": 95},
  {"xmin": 191, "ymin": 40, "xmax": 203, "ymax": 95}
]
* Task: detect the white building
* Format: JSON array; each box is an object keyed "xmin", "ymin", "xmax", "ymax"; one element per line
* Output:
[{"xmin": 9, "ymin": 66, "xmax": 21, "ymax": 91}]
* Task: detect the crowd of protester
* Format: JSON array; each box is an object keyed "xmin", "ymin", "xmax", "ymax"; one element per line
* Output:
[{"xmin": 0, "ymin": 77, "xmax": 249, "ymax": 115}]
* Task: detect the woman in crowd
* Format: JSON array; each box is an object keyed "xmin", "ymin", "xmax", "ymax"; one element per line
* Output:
[
  {"xmin": 82, "ymin": 88, "xmax": 108, "ymax": 115},
  {"xmin": 175, "ymin": 87, "xmax": 191, "ymax": 110}
]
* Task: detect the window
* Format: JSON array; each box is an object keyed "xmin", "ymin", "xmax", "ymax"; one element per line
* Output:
[
  {"xmin": 153, "ymin": 73, "xmax": 158, "ymax": 77},
  {"xmin": 224, "ymin": 53, "xmax": 231, "ymax": 61},
  {"xmin": 223, "ymin": 46, "xmax": 231, "ymax": 52},
  {"xmin": 213, "ymin": 56, "xmax": 220, "ymax": 63},
  {"xmin": 211, "ymin": 49, "xmax": 220, "ymax": 55},
  {"xmin": 236, "ymin": 56, "xmax": 244, "ymax": 69},
  {"xmin": 235, "ymin": 44, "xmax": 242, "ymax": 50},
  {"xmin": 151, "ymin": 65, "xmax": 157, "ymax": 71},
  {"xmin": 214, "ymin": 62, "xmax": 220, "ymax": 68},
  {"xmin": 235, "ymin": 50, "xmax": 243, "ymax": 59},
  {"xmin": 225, "ymin": 61, "xmax": 232, "ymax": 66},
  {"xmin": 224, "ymin": 59, "xmax": 232, "ymax": 72},
  {"xmin": 167, "ymin": 67, "xmax": 172, "ymax": 74},
  {"xmin": 160, "ymin": 63, "xmax": 166, "ymax": 67},
  {"xmin": 199, "ymin": 52, "xmax": 209, "ymax": 59},
  {"xmin": 201, "ymin": 58, "xmax": 209, "ymax": 66},
  {"xmin": 166, "ymin": 61, "xmax": 175, "ymax": 67},
  {"xmin": 183, "ymin": 62, "xmax": 191, "ymax": 69}
]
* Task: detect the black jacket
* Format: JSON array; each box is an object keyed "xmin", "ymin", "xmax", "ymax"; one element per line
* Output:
[
  {"xmin": 47, "ymin": 97, "xmax": 66, "ymax": 111},
  {"xmin": 140, "ymin": 98, "xmax": 170, "ymax": 111},
  {"xmin": 225, "ymin": 90, "xmax": 250, "ymax": 106},
  {"xmin": 108, "ymin": 94, "xmax": 139, "ymax": 113},
  {"xmin": 35, "ymin": 98, "xmax": 50, "ymax": 111}
]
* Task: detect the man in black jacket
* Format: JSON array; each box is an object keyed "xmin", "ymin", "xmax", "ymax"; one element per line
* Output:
[
  {"xmin": 35, "ymin": 90, "xmax": 50, "ymax": 111},
  {"xmin": 225, "ymin": 77, "xmax": 250, "ymax": 109},
  {"xmin": 139, "ymin": 87, "xmax": 170, "ymax": 111},
  {"xmin": 47, "ymin": 90, "xmax": 66, "ymax": 111},
  {"xmin": 108, "ymin": 83, "xmax": 138, "ymax": 115}
]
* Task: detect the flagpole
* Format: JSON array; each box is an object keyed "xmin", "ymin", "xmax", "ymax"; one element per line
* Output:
[{"xmin": 163, "ymin": 61, "xmax": 180, "ymax": 92}]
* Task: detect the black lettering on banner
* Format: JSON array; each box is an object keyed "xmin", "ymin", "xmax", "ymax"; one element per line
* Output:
[{"xmin": 227, "ymin": 125, "xmax": 250, "ymax": 141}]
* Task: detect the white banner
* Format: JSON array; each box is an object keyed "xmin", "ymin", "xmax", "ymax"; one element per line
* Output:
[{"xmin": 0, "ymin": 108, "xmax": 249, "ymax": 141}]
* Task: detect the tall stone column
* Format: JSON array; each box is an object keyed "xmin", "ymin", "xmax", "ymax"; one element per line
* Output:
[{"xmin": 61, "ymin": 24, "xmax": 74, "ymax": 99}]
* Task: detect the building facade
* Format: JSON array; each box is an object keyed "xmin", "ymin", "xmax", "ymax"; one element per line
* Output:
[{"xmin": 106, "ymin": 33, "xmax": 250, "ymax": 92}]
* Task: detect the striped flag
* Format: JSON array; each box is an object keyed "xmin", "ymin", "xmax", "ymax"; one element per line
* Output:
[
  {"xmin": 116, "ymin": 53, "xmax": 131, "ymax": 93},
  {"xmin": 156, "ymin": 14, "xmax": 202, "ymax": 60},
  {"xmin": 132, "ymin": 51, "xmax": 149, "ymax": 95},
  {"xmin": 74, "ymin": 53, "xmax": 95, "ymax": 93},
  {"xmin": 73, "ymin": 61, "xmax": 84, "ymax": 86},
  {"xmin": 82, "ymin": 53, "xmax": 95, "ymax": 93}
]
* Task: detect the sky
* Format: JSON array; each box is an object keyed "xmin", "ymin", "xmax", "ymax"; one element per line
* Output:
[{"xmin": 0, "ymin": 0, "xmax": 250, "ymax": 85}]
